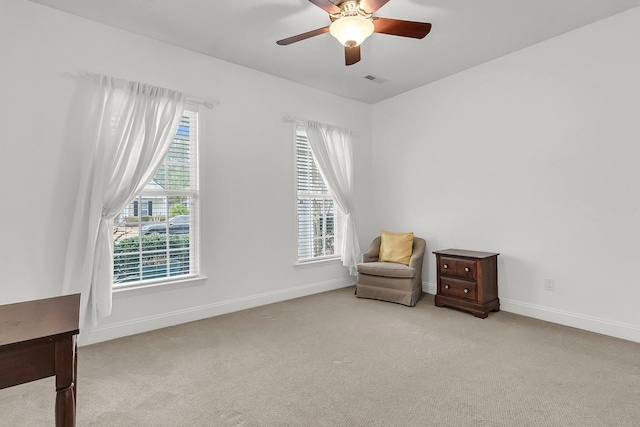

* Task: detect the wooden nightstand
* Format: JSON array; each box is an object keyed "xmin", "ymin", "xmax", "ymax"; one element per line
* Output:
[{"xmin": 433, "ymin": 249, "xmax": 500, "ymax": 318}]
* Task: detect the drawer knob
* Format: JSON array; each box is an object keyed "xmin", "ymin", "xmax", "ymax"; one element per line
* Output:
[
  {"xmin": 464, "ymin": 288, "xmax": 469, "ymax": 294},
  {"xmin": 444, "ymin": 285, "xmax": 450, "ymax": 290},
  {"xmin": 465, "ymin": 267, "xmax": 470, "ymax": 272},
  {"xmin": 443, "ymin": 264, "xmax": 449, "ymax": 269}
]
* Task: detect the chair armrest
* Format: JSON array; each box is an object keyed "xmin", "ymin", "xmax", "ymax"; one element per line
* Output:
[
  {"xmin": 408, "ymin": 238, "xmax": 426, "ymax": 269},
  {"xmin": 362, "ymin": 236, "xmax": 381, "ymax": 263}
]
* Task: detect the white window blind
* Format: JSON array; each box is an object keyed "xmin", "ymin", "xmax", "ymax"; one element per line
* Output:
[
  {"xmin": 296, "ymin": 124, "xmax": 341, "ymax": 261},
  {"xmin": 113, "ymin": 110, "xmax": 199, "ymax": 287}
]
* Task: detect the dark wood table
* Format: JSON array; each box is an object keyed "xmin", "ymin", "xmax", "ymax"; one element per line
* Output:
[{"xmin": 0, "ymin": 294, "xmax": 80, "ymax": 426}]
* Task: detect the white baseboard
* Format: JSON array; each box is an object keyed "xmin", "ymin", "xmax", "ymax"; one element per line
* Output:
[
  {"xmin": 81, "ymin": 280, "xmax": 639, "ymax": 346},
  {"xmin": 422, "ymin": 281, "xmax": 640, "ymax": 343},
  {"xmin": 423, "ymin": 281, "xmax": 437, "ymax": 295},
  {"xmin": 79, "ymin": 278, "xmax": 356, "ymax": 346},
  {"xmin": 500, "ymin": 298, "xmax": 640, "ymax": 343}
]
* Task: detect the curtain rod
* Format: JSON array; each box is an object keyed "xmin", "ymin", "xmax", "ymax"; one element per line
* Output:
[
  {"xmin": 282, "ymin": 115, "xmax": 303, "ymax": 123},
  {"xmin": 282, "ymin": 115, "xmax": 358, "ymax": 137},
  {"xmin": 186, "ymin": 98, "xmax": 219, "ymax": 110},
  {"xmin": 60, "ymin": 71, "xmax": 219, "ymax": 110}
]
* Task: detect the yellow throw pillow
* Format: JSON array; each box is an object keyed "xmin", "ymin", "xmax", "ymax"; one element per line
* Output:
[{"xmin": 378, "ymin": 231, "xmax": 414, "ymax": 265}]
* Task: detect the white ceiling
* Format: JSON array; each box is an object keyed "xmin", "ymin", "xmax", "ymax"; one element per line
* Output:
[{"xmin": 29, "ymin": 0, "xmax": 640, "ymax": 104}]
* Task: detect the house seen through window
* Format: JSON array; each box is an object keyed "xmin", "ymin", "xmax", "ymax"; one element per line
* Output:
[
  {"xmin": 113, "ymin": 110, "xmax": 199, "ymax": 287},
  {"xmin": 296, "ymin": 124, "xmax": 342, "ymax": 261}
]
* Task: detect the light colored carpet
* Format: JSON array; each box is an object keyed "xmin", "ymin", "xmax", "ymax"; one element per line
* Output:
[{"xmin": 2, "ymin": 287, "xmax": 639, "ymax": 426}]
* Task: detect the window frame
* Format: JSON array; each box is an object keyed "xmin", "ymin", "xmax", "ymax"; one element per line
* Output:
[
  {"xmin": 294, "ymin": 122, "xmax": 342, "ymax": 264},
  {"xmin": 112, "ymin": 108, "xmax": 200, "ymax": 289}
]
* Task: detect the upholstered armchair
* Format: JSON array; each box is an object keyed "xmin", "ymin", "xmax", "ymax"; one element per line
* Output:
[{"xmin": 355, "ymin": 235, "xmax": 426, "ymax": 306}]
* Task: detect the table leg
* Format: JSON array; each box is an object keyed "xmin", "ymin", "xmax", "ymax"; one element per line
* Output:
[
  {"xmin": 55, "ymin": 335, "xmax": 76, "ymax": 427},
  {"xmin": 73, "ymin": 336, "xmax": 77, "ymax": 406}
]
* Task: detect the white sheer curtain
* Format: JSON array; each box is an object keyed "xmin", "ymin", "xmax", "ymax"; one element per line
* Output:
[
  {"xmin": 304, "ymin": 120, "xmax": 361, "ymax": 274},
  {"xmin": 62, "ymin": 74, "xmax": 185, "ymax": 325}
]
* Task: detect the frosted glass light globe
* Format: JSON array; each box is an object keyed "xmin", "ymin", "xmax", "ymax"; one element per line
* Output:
[{"xmin": 329, "ymin": 16, "xmax": 374, "ymax": 47}]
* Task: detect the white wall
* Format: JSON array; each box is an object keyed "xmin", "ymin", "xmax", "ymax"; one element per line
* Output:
[
  {"xmin": 0, "ymin": 0, "xmax": 374, "ymax": 345},
  {"xmin": 372, "ymin": 7, "xmax": 640, "ymax": 342}
]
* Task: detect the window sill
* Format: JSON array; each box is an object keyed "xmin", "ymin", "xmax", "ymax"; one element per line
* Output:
[
  {"xmin": 294, "ymin": 256, "xmax": 342, "ymax": 267},
  {"xmin": 112, "ymin": 275, "xmax": 208, "ymax": 298}
]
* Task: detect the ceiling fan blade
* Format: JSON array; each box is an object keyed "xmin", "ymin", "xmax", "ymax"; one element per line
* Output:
[
  {"xmin": 373, "ymin": 17, "xmax": 432, "ymax": 39},
  {"xmin": 345, "ymin": 45, "xmax": 361, "ymax": 66},
  {"xmin": 359, "ymin": 0, "xmax": 391, "ymax": 13},
  {"xmin": 307, "ymin": 0, "xmax": 341, "ymax": 14},
  {"xmin": 276, "ymin": 26, "xmax": 330, "ymax": 45}
]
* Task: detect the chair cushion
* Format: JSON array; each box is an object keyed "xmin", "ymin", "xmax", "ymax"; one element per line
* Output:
[
  {"xmin": 378, "ymin": 230, "xmax": 414, "ymax": 265},
  {"xmin": 357, "ymin": 262, "xmax": 415, "ymax": 279}
]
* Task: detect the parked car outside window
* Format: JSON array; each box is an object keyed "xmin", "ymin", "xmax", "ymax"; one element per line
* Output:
[{"xmin": 141, "ymin": 215, "xmax": 190, "ymax": 235}]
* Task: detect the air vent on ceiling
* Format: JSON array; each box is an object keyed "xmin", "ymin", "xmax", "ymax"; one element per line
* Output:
[{"xmin": 364, "ymin": 75, "xmax": 389, "ymax": 84}]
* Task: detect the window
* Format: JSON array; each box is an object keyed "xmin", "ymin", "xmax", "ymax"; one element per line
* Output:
[
  {"xmin": 113, "ymin": 110, "xmax": 199, "ymax": 287},
  {"xmin": 295, "ymin": 124, "xmax": 342, "ymax": 261}
]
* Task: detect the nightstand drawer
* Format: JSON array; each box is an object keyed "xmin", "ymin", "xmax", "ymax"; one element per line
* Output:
[
  {"xmin": 439, "ymin": 256, "xmax": 476, "ymax": 281},
  {"xmin": 440, "ymin": 277, "xmax": 477, "ymax": 301}
]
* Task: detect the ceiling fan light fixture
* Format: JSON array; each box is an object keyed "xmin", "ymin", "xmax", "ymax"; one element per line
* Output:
[{"xmin": 329, "ymin": 16, "xmax": 374, "ymax": 48}]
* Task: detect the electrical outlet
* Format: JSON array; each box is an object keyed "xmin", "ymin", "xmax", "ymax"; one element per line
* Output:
[{"xmin": 544, "ymin": 278, "xmax": 556, "ymax": 291}]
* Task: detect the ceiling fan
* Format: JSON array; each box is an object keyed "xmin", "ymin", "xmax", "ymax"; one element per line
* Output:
[{"xmin": 276, "ymin": 0, "xmax": 432, "ymax": 66}]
